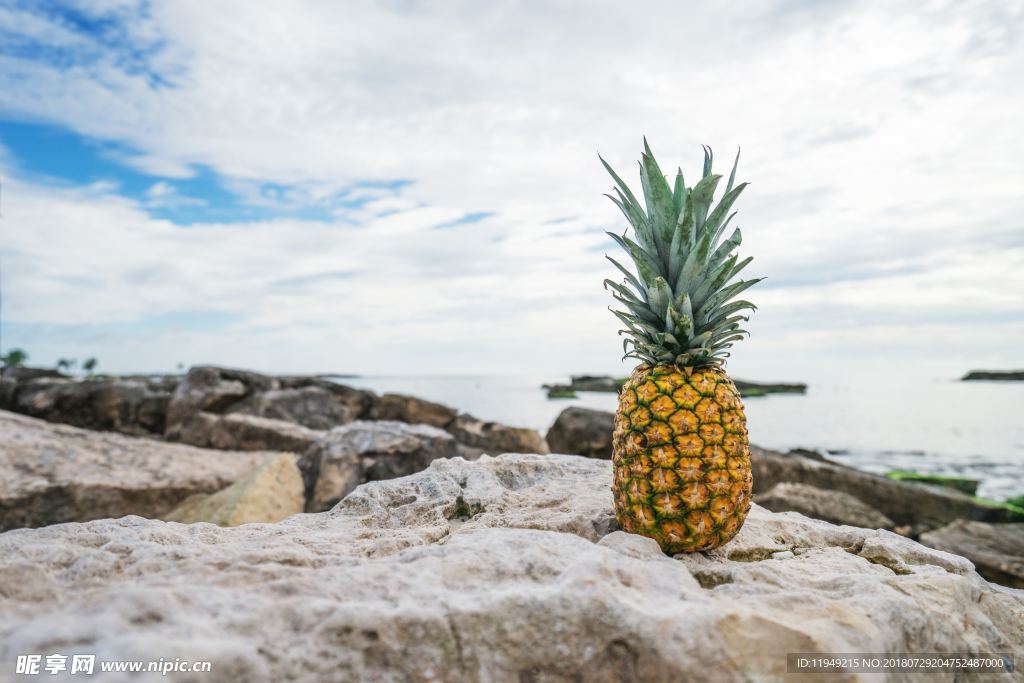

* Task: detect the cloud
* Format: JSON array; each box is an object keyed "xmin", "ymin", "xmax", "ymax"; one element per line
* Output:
[{"xmin": 0, "ymin": 0, "xmax": 1022, "ymax": 375}]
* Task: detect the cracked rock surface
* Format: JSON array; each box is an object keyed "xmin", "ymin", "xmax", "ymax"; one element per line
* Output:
[
  {"xmin": 0, "ymin": 410, "xmax": 277, "ymax": 531},
  {"xmin": 1, "ymin": 454, "xmax": 1021, "ymax": 682}
]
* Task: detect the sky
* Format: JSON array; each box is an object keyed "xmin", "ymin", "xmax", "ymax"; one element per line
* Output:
[{"xmin": 0, "ymin": 0, "xmax": 1021, "ymax": 379}]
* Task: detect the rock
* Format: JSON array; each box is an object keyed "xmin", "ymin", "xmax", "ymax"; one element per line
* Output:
[
  {"xmin": 3, "ymin": 376, "xmax": 172, "ymax": 436},
  {"xmin": 0, "ymin": 366, "xmax": 65, "ymax": 381},
  {"xmin": 962, "ymin": 370, "xmax": 1024, "ymax": 381},
  {"xmin": 542, "ymin": 375, "xmax": 623, "ymax": 393},
  {"xmin": 0, "ymin": 409, "xmax": 277, "ymax": 530},
  {"xmin": 181, "ymin": 413, "xmax": 323, "ymax": 452},
  {"xmin": 732, "ymin": 379, "xmax": 807, "ymax": 395},
  {"xmin": 226, "ymin": 386, "xmax": 353, "ymax": 430},
  {"xmin": 920, "ymin": 521, "xmax": 1024, "ymax": 588},
  {"xmin": 0, "ymin": 454, "xmax": 1020, "ymax": 682},
  {"xmin": 785, "ymin": 447, "xmax": 828, "ymax": 462},
  {"xmin": 752, "ymin": 446, "xmax": 1023, "ymax": 530},
  {"xmin": 165, "ymin": 366, "xmax": 376, "ymax": 445},
  {"xmin": 545, "ymin": 407, "xmax": 614, "ymax": 458},
  {"xmin": 755, "ymin": 482, "xmax": 895, "ymax": 530},
  {"xmin": 886, "ymin": 470, "xmax": 979, "ymax": 496},
  {"xmin": 369, "ymin": 392, "xmax": 457, "ymax": 429},
  {"xmin": 447, "ymin": 413, "xmax": 549, "ymax": 454},
  {"xmin": 298, "ymin": 421, "xmax": 460, "ymax": 512},
  {"xmin": 163, "ymin": 453, "xmax": 305, "ymax": 526}
]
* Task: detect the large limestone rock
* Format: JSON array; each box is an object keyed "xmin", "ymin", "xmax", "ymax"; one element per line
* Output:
[
  {"xmin": 165, "ymin": 366, "xmax": 375, "ymax": 445},
  {"xmin": 0, "ymin": 410, "xmax": 277, "ymax": 530},
  {"xmin": 3, "ymin": 376, "xmax": 173, "ymax": 436},
  {"xmin": 226, "ymin": 386, "xmax": 353, "ymax": 430},
  {"xmin": 163, "ymin": 453, "xmax": 305, "ymax": 526},
  {"xmin": 446, "ymin": 413, "xmax": 549, "ymax": 454},
  {"xmin": 920, "ymin": 520, "xmax": 1024, "ymax": 588},
  {"xmin": 369, "ymin": 392, "xmax": 457, "ymax": 429},
  {"xmin": 178, "ymin": 412, "xmax": 323, "ymax": 452},
  {"xmin": 298, "ymin": 420, "xmax": 459, "ymax": 511},
  {"xmin": 0, "ymin": 454, "xmax": 1019, "ymax": 682},
  {"xmin": 755, "ymin": 481, "xmax": 895, "ymax": 530},
  {"xmin": 546, "ymin": 406, "xmax": 614, "ymax": 458}
]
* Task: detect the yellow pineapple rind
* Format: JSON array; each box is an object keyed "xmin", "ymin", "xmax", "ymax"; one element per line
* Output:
[{"xmin": 612, "ymin": 364, "xmax": 752, "ymax": 554}]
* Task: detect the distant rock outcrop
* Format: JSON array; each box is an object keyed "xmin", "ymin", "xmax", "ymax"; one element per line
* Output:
[{"xmin": 961, "ymin": 370, "xmax": 1024, "ymax": 381}]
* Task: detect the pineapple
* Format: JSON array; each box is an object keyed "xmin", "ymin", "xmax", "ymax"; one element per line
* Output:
[{"xmin": 601, "ymin": 140, "xmax": 761, "ymax": 553}]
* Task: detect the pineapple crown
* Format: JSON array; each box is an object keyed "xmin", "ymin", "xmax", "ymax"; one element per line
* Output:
[{"xmin": 601, "ymin": 139, "xmax": 761, "ymax": 370}]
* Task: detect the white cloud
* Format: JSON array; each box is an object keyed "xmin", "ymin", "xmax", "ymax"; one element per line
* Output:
[{"xmin": 0, "ymin": 0, "xmax": 1022, "ymax": 376}]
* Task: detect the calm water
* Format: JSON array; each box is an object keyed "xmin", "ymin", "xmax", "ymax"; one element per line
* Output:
[{"xmin": 339, "ymin": 374, "xmax": 1024, "ymax": 501}]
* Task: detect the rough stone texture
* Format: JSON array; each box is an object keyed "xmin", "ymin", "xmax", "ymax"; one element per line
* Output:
[
  {"xmin": 546, "ymin": 407, "xmax": 614, "ymax": 458},
  {"xmin": 756, "ymin": 482, "xmax": 895, "ymax": 530},
  {"xmin": 179, "ymin": 413, "xmax": 323, "ymax": 453},
  {"xmin": 0, "ymin": 454, "xmax": 1020, "ymax": 683},
  {"xmin": 920, "ymin": 520, "xmax": 1024, "ymax": 588},
  {"xmin": 163, "ymin": 453, "xmax": 305, "ymax": 527},
  {"xmin": 752, "ymin": 445, "xmax": 1022, "ymax": 530},
  {"xmin": 447, "ymin": 413, "xmax": 549, "ymax": 455},
  {"xmin": 165, "ymin": 366, "xmax": 375, "ymax": 446},
  {"xmin": 0, "ymin": 410, "xmax": 276, "ymax": 531},
  {"xmin": 225, "ymin": 386, "xmax": 353, "ymax": 430},
  {"xmin": 298, "ymin": 421, "xmax": 460, "ymax": 512},
  {"xmin": 2, "ymin": 376, "xmax": 173, "ymax": 436},
  {"xmin": 369, "ymin": 392, "xmax": 458, "ymax": 429}
]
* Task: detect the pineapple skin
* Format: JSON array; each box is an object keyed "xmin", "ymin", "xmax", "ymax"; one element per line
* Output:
[{"xmin": 612, "ymin": 364, "xmax": 752, "ymax": 553}]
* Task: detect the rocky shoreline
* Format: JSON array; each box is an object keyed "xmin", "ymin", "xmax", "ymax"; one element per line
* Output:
[
  {"xmin": 1, "ymin": 366, "xmax": 1021, "ymax": 586},
  {"xmin": 0, "ymin": 364, "xmax": 1021, "ymax": 679}
]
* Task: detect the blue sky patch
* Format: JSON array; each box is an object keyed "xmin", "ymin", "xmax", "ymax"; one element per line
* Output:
[
  {"xmin": 0, "ymin": 118, "xmax": 413, "ymax": 225},
  {"xmin": 434, "ymin": 211, "xmax": 495, "ymax": 229}
]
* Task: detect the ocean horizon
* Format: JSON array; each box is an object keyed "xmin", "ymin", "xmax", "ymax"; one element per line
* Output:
[{"xmin": 333, "ymin": 372, "xmax": 1024, "ymax": 501}]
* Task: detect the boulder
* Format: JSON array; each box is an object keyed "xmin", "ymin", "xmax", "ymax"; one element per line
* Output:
[
  {"xmin": 755, "ymin": 482, "xmax": 894, "ymax": 530},
  {"xmin": 920, "ymin": 520, "xmax": 1024, "ymax": 588},
  {"xmin": 546, "ymin": 407, "xmax": 614, "ymax": 458},
  {"xmin": 166, "ymin": 366, "xmax": 375, "ymax": 444},
  {"xmin": 3, "ymin": 376, "xmax": 172, "ymax": 436},
  {"xmin": 226, "ymin": 386, "xmax": 353, "ymax": 430},
  {"xmin": 369, "ymin": 392, "xmax": 457, "ymax": 429},
  {"xmin": 298, "ymin": 420, "xmax": 460, "ymax": 511},
  {"xmin": 163, "ymin": 453, "xmax": 305, "ymax": 526},
  {"xmin": 447, "ymin": 413, "xmax": 549, "ymax": 454},
  {"xmin": 0, "ymin": 409, "xmax": 277, "ymax": 531},
  {"xmin": 0, "ymin": 454, "xmax": 1020, "ymax": 682},
  {"xmin": 752, "ymin": 446, "xmax": 1022, "ymax": 530},
  {"xmin": 179, "ymin": 413, "xmax": 323, "ymax": 453}
]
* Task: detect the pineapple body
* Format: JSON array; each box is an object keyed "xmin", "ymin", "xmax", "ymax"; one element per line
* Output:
[{"xmin": 613, "ymin": 364, "xmax": 752, "ymax": 553}]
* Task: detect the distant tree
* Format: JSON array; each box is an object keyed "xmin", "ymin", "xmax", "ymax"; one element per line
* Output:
[
  {"xmin": 57, "ymin": 358, "xmax": 73, "ymax": 373},
  {"xmin": 1, "ymin": 348, "xmax": 28, "ymax": 368},
  {"xmin": 82, "ymin": 357, "xmax": 98, "ymax": 374}
]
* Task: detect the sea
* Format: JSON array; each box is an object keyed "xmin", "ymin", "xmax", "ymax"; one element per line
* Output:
[{"xmin": 338, "ymin": 373, "xmax": 1024, "ymax": 502}]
